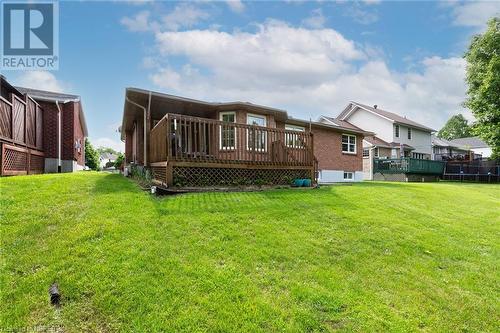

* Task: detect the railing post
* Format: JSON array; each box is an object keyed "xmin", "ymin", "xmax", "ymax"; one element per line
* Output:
[{"xmin": 166, "ymin": 115, "xmax": 170, "ymax": 160}]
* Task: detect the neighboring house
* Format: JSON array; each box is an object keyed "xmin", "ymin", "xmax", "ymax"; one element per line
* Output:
[
  {"xmin": 431, "ymin": 135, "xmax": 474, "ymax": 161},
  {"xmin": 120, "ymin": 88, "xmax": 371, "ymax": 187},
  {"xmin": 326, "ymin": 102, "xmax": 444, "ymax": 182},
  {"xmin": 0, "ymin": 75, "xmax": 88, "ymax": 176},
  {"xmin": 99, "ymin": 152, "xmax": 118, "ymax": 169},
  {"xmin": 360, "ymin": 135, "xmax": 392, "ymax": 180},
  {"xmin": 333, "ymin": 101, "xmax": 435, "ymax": 159},
  {"xmin": 449, "ymin": 137, "xmax": 493, "ymax": 159}
]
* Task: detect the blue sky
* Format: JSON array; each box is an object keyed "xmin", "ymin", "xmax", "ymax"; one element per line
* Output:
[{"xmin": 4, "ymin": 0, "xmax": 500, "ymax": 152}]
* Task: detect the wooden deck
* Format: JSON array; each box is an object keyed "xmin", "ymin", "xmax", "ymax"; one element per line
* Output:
[{"xmin": 149, "ymin": 113, "xmax": 316, "ymax": 187}]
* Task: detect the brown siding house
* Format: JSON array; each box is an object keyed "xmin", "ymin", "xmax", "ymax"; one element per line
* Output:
[
  {"xmin": 0, "ymin": 75, "xmax": 88, "ymax": 176},
  {"xmin": 121, "ymin": 88, "xmax": 371, "ymax": 187}
]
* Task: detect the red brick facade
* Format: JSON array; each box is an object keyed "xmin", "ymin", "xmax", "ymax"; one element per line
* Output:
[
  {"xmin": 39, "ymin": 101, "xmax": 59, "ymax": 159},
  {"xmin": 312, "ymin": 127, "xmax": 363, "ymax": 172},
  {"xmin": 39, "ymin": 100, "xmax": 86, "ymax": 166},
  {"xmin": 0, "ymin": 76, "xmax": 87, "ymax": 175},
  {"xmin": 61, "ymin": 102, "xmax": 85, "ymax": 165}
]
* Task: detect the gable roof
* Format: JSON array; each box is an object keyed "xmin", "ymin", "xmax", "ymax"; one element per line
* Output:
[
  {"xmin": 15, "ymin": 86, "xmax": 80, "ymax": 103},
  {"xmin": 16, "ymin": 86, "xmax": 88, "ymax": 137},
  {"xmin": 432, "ymin": 136, "xmax": 455, "ymax": 147},
  {"xmin": 100, "ymin": 152, "xmax": 118, "ymax": 160},
  {"xmin": 338, "ymin": 101, "xmax": 435, "ymax": 132},
  {"xmin": 363, "ymin": 135, "xmax": 392, "ymax": 148},
  {"xmin": 122, "ymin": 88, "xmax": 374, "ymax": 140},
  {"xmin": 449, "ymin": 137, "xmax": 489, "ymax": 149},
  {"xmin": 319, "ymin": 116, "xmax": 366, "ymax": 131}
]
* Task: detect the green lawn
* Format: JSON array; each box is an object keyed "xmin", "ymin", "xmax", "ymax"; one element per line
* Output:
[{"xmin": 1, "ymin": 173, "xmax": 499, "ymax": 332}]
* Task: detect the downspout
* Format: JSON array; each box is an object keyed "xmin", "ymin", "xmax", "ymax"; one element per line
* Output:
[
  {"xmin": 55, "ymin": 101, "xmax": 62, "ymax": 171},
  {"xmin": 125, "ymin": 97, "xmax": 147, "ymax": 166},
  {"xmin": 369, "ymin": 146, "xmax": 377, "ymax": 180}
]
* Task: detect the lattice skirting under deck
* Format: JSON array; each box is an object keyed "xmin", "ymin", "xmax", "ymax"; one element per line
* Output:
[
  {"xmin": 170, "ymin": 166, "xmax": 311, "ymax": 187},
  {"xmin": 1, "ymin": 143, "xmax": 45, "ymax": 176}
]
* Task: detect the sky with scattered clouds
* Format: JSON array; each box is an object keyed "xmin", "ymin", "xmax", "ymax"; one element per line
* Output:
[{"xmin": 3, "ymin": 0, "xmax": 500, "ymax": 152}]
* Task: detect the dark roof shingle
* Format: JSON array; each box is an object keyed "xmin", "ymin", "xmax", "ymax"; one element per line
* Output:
[{"xmin": 344, "ymin": 102, "xmax": 435, "ymax": 132}]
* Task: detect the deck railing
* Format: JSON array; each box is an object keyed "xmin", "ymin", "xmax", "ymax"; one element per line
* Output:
[
  {"xmin": 373, "ymin": 158, "xmax": 445, "ymax": 175},
  {"xmin": 150, "ymin": 113, "xmax": 314, "ymax": 167}
]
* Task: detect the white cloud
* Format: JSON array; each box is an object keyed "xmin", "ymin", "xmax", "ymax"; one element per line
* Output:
[
  {"xmin": 120, "ymin": 10, "xmax": 155, "ymax": 32},
  {"xmin": 121, "ymin": 4, "xmax": 209, "ymax": 32},
  {"xmin": 226, "ymin": 0, "xmax": 245, "ymax": 13},
  {"xmin": 344, "ymin": 3, "xmax": 379, "ymax": 25},
  {"xmin": 92, "ymin": 137, "xmax": 124, "ymax": 153},
  {"xmin": 142, "ymin": 21, "xmax": 468, "ymax": 128},
  {"xmin": 449, "ymin": 1, "xmax": 500, "ymax": 29},
  {"xmin": 302, "ymin": 8, "xmax": 326, "ymax": 29},
  {"xmin": 154, "ymin": 20, "xmax": 364, "ymax": 85},
  {"xmin": 162, "ymin": 3, "xmax": 210, "ymax": 31},
  {"xmin": 362, "ymin": 0, "xmax": 381, "ymax": 5},
  {"xmin": 14, "ymin": 71, "xmax": 66, "ymax": 92}
]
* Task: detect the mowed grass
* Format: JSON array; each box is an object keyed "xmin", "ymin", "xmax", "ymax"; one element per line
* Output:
[{"xmin": 0, "ymin": 173, "xmax": 499, "ymax": 332}]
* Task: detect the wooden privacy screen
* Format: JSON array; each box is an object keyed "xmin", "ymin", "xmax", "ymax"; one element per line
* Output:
[
  {"xmin": 0, "ymin": 94, "xmax": 43, "ymax": 150},
  {"xmin": 36, "ymin": 104, "xmax": 43, "ymax": 150},
  {"xmin": 0, "ymin": 98, "xmax": 12, "ymax": 139},
  {"xmin": 26, "ymin": 98, "xmax": 36, "ymax": 146},
  {"xmin": 12, "ymin": 96, "xmax": 25, "ymax": 143}
]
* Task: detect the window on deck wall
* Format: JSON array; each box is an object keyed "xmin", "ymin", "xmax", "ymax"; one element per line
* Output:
[
  {"xmin": 247, "ymin": 114, "xmax": 267, "ymax": 151},
  {"xmin": 219, "ymin": 112, "xmax": 236, "ymax": 150},
  {"xmin": 285, "ymin": 124, "xmax": 305, "ymax": 148},
  {"xmin": 342, "ymin": 134, "xmax": 356, "ymax": 153}
]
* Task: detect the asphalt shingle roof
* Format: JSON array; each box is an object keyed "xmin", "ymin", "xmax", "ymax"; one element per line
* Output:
[
  {"xmin": 347, "ymin": 102, "xmax": 435, "ymax": 132},
  {"xmin": 449, "ymin": 137, "xmax": 489, "ymax": 148}
]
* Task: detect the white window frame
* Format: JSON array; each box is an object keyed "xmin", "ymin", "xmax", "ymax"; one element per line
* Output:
[
  {"xmin": 343, "ymin": 172, "xmax": 354, "ymax": 180},
  {"xmin": 219, "ymin": 111, "xmax": 236, "ymax": 150},
  {"xmin": 374, "ymin": 147, "xmax": 379, "ymax": 157},
  {"xmin": 362, "ymin": 148, "xmax": 369, "ymax": 157},
  {"xmin": 407, "ymin": 127, "xmax": 412, "ymax": 140},
  {"xmin": 395, "ymin": 124, "xmax": 400, "ymax": 138},
  {"xmin": 341, "ymin": 134, "xmax": 356, "ymax": 154},
  {"xmin": 246, "ymin": 113, "xmax": 267, "ymax": 152},
  {"xmin": 285, "ymin": 124, "xmax": 305, "ymax": 148}
]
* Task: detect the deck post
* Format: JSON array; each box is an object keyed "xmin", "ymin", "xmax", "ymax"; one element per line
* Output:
[{"xmin": 166, "ymin": 162, "xmax": 173, "ymax": 187}]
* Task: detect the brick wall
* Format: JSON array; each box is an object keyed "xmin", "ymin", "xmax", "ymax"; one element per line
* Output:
[
  {"xmin": 136, "ymin": 119, "xmax": 144, "ymax": 165},
  {"xmin": 73, "ymin": 102, "xmax": 85, "ymax": 166},
  {"xmin": 313, "ymin": 127, "xmax": 363, "ymax": 172},
  {"xmin": 39, "ymin": 101, "xmax": 59, "ymax": 159},
  {"xmin": 62, "ymin": 102, "xmax": 75, "ymax": 161},
  {"xmin": 125, "ymin": 130, "xmax": 132, "ymax": 163}
]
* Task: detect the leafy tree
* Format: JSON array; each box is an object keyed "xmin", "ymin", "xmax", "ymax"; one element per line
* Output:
[
  {"xmin": 437, "ymin": 114, "xmax": 472, "ymax": 140},
  {"xmin": 97, "ymin": 147, "xmax": 119, "ymax": 156},
  {"xmin": 464, "ymin": 17, "xmax": 500, "ymax": 159},
  {"xmin": 114, "ymin": 153, "xmax": 124, "ymax": 169},
  {"xmin": 85, "ymin": 138, "xmax": 100, "ymax": 171}
]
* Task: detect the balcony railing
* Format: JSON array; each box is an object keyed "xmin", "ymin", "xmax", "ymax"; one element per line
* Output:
[
  {"xmin": 150, "ymin": 113, "xmax": 314, "ymax": 167},
  {"xmin": 373, "ymin": 158, "xmax": 445, "ymax": 175}
]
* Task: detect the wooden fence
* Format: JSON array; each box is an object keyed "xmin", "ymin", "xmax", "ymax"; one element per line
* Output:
[
  {"xmin": 0, "ymin": 94, "xmax": 43, "ymax": 150},
  {"xmin": 0, "ymin": 93, "xmax": 44, "ymax": 176}
]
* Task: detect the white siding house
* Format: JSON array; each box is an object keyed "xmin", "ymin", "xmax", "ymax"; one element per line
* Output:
[{"xmin": 335, "ymin": 102, "xmax": 435, "ymax": 159}]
